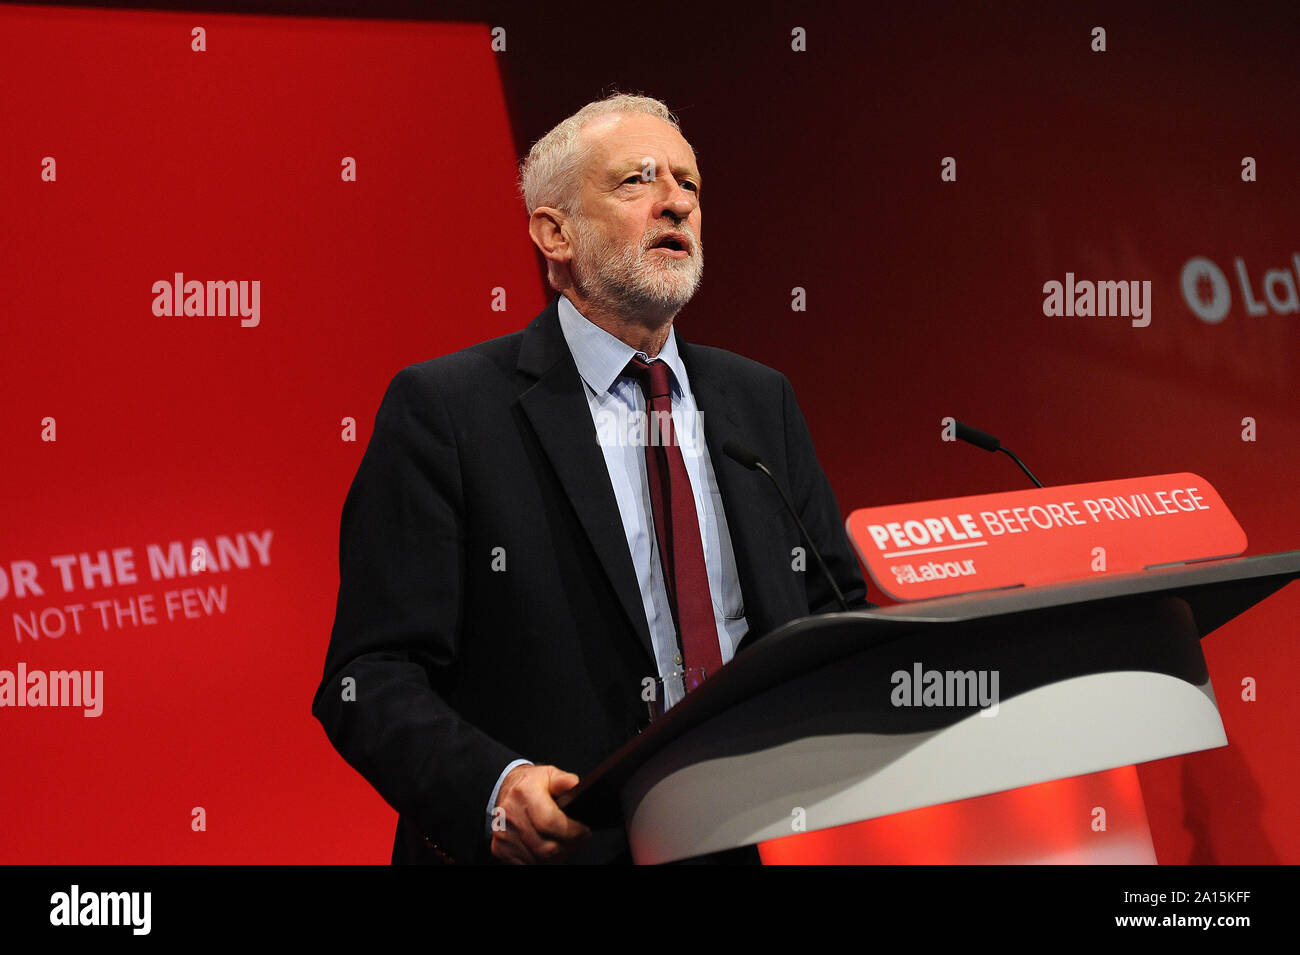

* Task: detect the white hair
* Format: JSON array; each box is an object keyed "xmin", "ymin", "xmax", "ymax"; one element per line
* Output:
[{"xmin": 517, "ymin": 92, "xmax": 682, "ymax": 216}]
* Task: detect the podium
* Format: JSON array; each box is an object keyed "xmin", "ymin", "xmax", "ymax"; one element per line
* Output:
[{"xmin": 560, "ymin": 550, "xmax": 1300, "ymax": 864}]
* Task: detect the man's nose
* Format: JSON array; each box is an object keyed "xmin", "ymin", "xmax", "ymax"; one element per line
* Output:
[{"xmin": 656, "ymin": 180, "xmax": 698, "ymax": 220}]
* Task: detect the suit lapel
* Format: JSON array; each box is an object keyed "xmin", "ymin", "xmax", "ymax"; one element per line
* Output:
[
  {"xmin": 678, "ymin": 340, "xmax": 783, "ymax": 640},
  {"xmin": 516, "ymin": 300, "xmax": 655, "ymax": 661}
]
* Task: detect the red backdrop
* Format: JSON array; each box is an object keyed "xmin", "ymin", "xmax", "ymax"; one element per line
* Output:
[{"xmin": 2, "ymin": 0, "xmax": 1297, "ymax": 863}]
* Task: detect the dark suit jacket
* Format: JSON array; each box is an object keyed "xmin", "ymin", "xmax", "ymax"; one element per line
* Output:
[{"xmin": 312, "ymin": 296, "xmax": 869, "ymax": 864}]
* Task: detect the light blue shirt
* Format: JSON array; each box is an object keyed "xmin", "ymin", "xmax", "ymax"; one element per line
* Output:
[{"xmin": 486, "ymin": 294, "xmax": 749, "ymax": 831}]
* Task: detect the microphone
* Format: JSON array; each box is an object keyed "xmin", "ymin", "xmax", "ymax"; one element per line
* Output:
[
  {"xmin": 723, "ymin": 439, "xmax": 850, "ymax": 612},
  {"xmin": 953, "ymin": 420, "xmax": 1044, "ymax": 488}
]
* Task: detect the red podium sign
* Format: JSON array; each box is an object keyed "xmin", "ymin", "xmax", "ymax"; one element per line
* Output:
[{"xmin": 846, "ymin": 473, "xmax": 1247, "ymax": 601}]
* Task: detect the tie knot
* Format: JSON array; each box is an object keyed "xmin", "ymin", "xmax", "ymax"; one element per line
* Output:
[{"xmin": 624, "ymin": 356, "xmax": 672, "ymax": 400}]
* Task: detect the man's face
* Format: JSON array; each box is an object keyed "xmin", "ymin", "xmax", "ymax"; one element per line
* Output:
[{"xmin": 566, "ymin": 113, "xmax": 703, "ymax": 318}]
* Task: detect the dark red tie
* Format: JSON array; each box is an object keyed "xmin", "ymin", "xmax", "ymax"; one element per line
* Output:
[{"xmin": 624, "ymin": 356, "xmax": 724, "ymax": 679}]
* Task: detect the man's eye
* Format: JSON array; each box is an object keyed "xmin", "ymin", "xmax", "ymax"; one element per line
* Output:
[{"xmin": 619, "ymin": 174, "xmax": 698, "ymax": 193}]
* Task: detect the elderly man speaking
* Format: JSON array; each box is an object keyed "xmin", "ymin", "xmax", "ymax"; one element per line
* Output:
[{"xmin": 313, "ymin": 93, "xmax": 869, "ymax": 865}]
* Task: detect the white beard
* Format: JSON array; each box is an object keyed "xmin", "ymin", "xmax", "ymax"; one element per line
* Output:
[{"xmin": 568, "ymin": 216, "xmax": 703, "ymax": 320}]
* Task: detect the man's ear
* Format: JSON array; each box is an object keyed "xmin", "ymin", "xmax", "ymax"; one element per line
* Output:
[{"xmin": 528, "ymin": 207, "xmax": 573, "ymax": 269}]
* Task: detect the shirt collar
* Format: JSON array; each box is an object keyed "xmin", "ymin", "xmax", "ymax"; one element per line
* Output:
[{"xmin": 556, "ymin": 293, "xmax": 690, "ymax": 397}]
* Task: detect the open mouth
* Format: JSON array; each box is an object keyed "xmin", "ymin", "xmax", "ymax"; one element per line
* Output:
[{"xmin": 650, "ymin": 233, "xmax": 690, "ymax": 255}]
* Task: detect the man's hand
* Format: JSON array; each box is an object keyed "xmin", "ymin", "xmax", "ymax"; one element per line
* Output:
[{"xmin": 490, "ymin": 764, "xmax": 591, "ymax": 864}]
